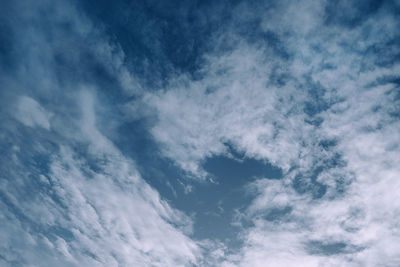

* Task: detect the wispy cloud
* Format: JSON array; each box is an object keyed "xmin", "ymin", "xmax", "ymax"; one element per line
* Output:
[
  {"xmin": 143, "ymin": 0, "xmax": 400, "ymax": 265},
  {"xmin": 1, "ymin": 0, "xmax": 399, "ymax": 266},
  {"xmin": 15, "ymin": 96, "xmax": 52, "ymax": 130},
  {"xmin": 0, "ymin": 1, "xmax": 200, "ymax": 266}
]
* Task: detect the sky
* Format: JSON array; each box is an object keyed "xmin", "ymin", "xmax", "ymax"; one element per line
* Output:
[{"xmin": 0, "ymin": 0, "xmax": 400, "ymax": 266}]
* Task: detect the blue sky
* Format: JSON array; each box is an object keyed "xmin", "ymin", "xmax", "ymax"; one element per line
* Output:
[{"xmin": 1, "ymin": 0, "xmax": 400, "ymax": 266}]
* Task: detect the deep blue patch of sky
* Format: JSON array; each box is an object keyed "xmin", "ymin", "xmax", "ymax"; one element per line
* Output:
[{"xmin": 77, "ymin": 0, "xmax": 237, "ymax": 85}]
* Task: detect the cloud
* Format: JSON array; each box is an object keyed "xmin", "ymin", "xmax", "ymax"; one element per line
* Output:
[
  {"xmin": 0, "ymin": 1, "xmax": 200, "ymax": 266},
  {"xmin": 1, "ymin": 90, "xmax": 201, "ymax": 266},
  {"xmin": 15, "ymin": 96, "xmax": 52, "ymax": 130},
  {"xmin": 1, "ymin": 0, "xmax": 400, "ymax": 266},
  {"xmin": 45, "ymin": 137, "xmax": 199, "ymax": 266},
  {"xmin": 141, "ymin": 0, "xmax": 400, "ymax": 265},
  {"xmin": 147, "ymin": 43, "xmax": 305, "ymax": 177}
]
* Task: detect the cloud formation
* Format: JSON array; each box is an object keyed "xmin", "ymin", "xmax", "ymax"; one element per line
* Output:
[
  {"xmin": 0, "ymin": 1, "xmax": 199, "ymax": 266},
  {"xmin": 143, "ymin": 0, "xmax": 400, "ymax": 265},
  {"xmin": 1, "ymin": 0, "xmax": 400, "ymax": 266}
]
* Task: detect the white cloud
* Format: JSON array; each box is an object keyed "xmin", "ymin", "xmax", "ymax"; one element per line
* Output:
[
  {"xmin": 142, "ymin": 1, "xmax": 400, "ymax": 266},
  {"xmin": 147, "ymin": 44, "xmax": 307, "ymax": 177},
  {"xmin": 0, "ymin": 1, "xmax": 201, "ymax": 266},
  {"xmin": 15, "ymin": 96, "xmax": 52, "ymax": 130},
  {"xmin": 47, "ymin": 145, "xmax": 200, "ymax": 266},
  {"xmin": 2, "ymin": 0, "xmax": 400, "ymax": 266},
  {"xmin": 1, "ymin": 90, "xmax": 202, "ymax": 266}
]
